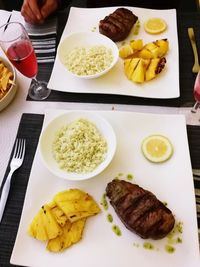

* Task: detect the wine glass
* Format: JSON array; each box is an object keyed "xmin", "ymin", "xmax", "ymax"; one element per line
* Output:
[
  {"xmin": 191, "ymin": 70, "xmax": 200, "ymax": 113},
  {"xmin": 0, "ymin": 22, "xmax": 51, "ymax": 100},
  {"xmin": 184, "ymin": 70, "xmax": 200, "ymax": 125}
]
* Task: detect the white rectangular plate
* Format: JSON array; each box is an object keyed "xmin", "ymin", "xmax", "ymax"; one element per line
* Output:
[
  {"xmin": 11, "ymin": 109, "xmax": 199, "ymax": 267},
  {"xmin": 48, "ymin": 7, "xmax": 179, "ymax": 99}
]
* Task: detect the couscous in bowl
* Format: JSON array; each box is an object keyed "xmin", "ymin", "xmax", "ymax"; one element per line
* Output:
[
  {"xmin": 58, "ymin": 32, "xmax": 119, "ymax": 79},
  {"xmin": 39, "ymin": 111, "xmax": 117, "ymax": 181}
]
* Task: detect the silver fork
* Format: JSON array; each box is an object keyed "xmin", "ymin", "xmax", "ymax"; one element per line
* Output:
[{"xmin": 0, "ymin": 138, "xmax": 26, "ymax": 222}]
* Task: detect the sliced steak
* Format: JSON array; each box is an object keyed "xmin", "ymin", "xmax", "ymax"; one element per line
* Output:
[
  {"xmin": 99, "ymin": 8, "xmax": 138, "ymax": 42},
  {"xmin": 106, "ymin": 180, "xmax": 175, "ymax": 239}
]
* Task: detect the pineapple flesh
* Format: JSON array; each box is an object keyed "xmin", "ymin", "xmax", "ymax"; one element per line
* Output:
[{"xmin": 121, "ymin": 38, "xmax": 168, "ymax": 83}]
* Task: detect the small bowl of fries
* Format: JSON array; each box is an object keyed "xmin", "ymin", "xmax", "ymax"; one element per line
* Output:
[{"xmin": 0, "ymin": 57, "xmax": 17, "ymax": 112}]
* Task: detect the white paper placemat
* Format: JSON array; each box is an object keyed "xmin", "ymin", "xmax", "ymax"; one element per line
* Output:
[
  {"xmin": 11, "ymin": 109, "xmax": 199, "ymax": 267},
  {"xmin": 48, "ymin": 7, "xmax": 179, "ymax": 99}
]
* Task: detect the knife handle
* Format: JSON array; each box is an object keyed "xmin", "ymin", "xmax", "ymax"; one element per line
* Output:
[
  {"xmin": 188, "ymin": 28, "xmax": 200, "ymax": 73},
  {"xmin": 0, "ymin": 172, "xmax": 12, "ymax": 223}
]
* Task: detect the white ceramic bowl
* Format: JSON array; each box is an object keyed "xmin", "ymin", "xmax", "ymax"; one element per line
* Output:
[
  {"xmin": 0, "ymin": 57, "xmax": 17, "ymax": 112},
  {"xmin": 58, "ymin": 32, "xmax": 119, "ymax": 79},
  {"xmin": 39, "ymin": 111, "xmax": 117, "ymax": 181}
]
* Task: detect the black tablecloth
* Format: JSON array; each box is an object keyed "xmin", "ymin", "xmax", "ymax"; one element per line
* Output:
[
  {"xmin": 0, "ymin": 113, "xmax": 200, "ymax": 266},
  {"xmin": 27, "ymin": 11, "xmax": 200, "ymax": 107}
]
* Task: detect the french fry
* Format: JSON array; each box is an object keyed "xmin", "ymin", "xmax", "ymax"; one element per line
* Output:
[{"xmin": 0, "ymin": 60, "xmax": 14, "ymax": 99}]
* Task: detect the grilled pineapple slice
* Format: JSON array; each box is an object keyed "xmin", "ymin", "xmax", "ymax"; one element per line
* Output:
[
  {"xmin": 54, "ymin": 189, "xmax": 101, "ymax": 223},
  {"xmin": 138, "ymin": 48, "xmax": 153, "ymax": 59},
  {"xmin": 119, "ymin": 39, "xmax": 168, "ymax": 60},
  {"xmin": 130, "ymin": 39, "xmax": 143, "ymax": 50},
  {"xmin": 124, "ymin": 58, "xmax": 140, "ymax": 79},
  {"xmin": 154, "ymin": 39, "xmax": 169, "ymax": 57},
  {"xmin": 124, "ymin": 57, "xmax": 166, "ymax": 83},
  {"xmin": 145, "ymin": 58, "xmax": 161, "ymax": 81},
  {"xmin": 28, "ymin": 188, "xmax": 101, "ymax": 253},
  {"xmin": 119, "ymin": 44, "xmax": 133, "ymax": 59},
  {"xmin": 137, "ymin": 39, "xmax": 169, "ymax": 59},
  {"xmin": 143, "ymin": 42, "xmax": 160, "ymax": 58},
  {"xmin": 122, "ymin": 38, "xmax": 168, "ymax": 83},
  {"xmin": 47, "ymin": 220, "xmax": 72, "ymax": 252},
  {"xmin": 48, "ymin": 201, "xmax": 68, "ymax": 227},
  {"xmin": 120, "ymin": 39, "xmax": 143, "ymax": 59},
  {"xmin": 145, "ymin": 57, "xmax": 166, "ymax": 81},
  {"xmin": 28, "ymin": 204, "xmax": 63, "ymax": 241},
  {"xmin": 47, "ymin": 218, "xmax": 86, "ymax": 252},
  {"xmin": 131, "ymin": 59, "xmax": 144, "ymax": 83},
  {"xmin": 131, "ymin": 59, "xmax": 150, "ymax": 83}
]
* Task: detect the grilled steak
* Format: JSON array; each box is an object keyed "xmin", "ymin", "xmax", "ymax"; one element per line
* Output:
[
  {"xmin": 99, "ymin": 8, "xmax": 138, "ymax": 42},
  {"xmin": 106, "ymin": 180, "xmax": 175, "ymax": 239}
]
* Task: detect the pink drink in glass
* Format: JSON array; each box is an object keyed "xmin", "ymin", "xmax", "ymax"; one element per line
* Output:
[
  {"xmin": 0, "ymin": 22, "xmax": 50, "ymax": 100},
  {"xmin": 194, "ymin": 72, "xmax": 200, "ymax": 102},
  {"xmin": 6, "ymin": 40, "xmax": 38, "ymax": 78}
]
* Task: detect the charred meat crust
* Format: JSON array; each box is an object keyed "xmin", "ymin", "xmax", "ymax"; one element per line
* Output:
[
  {"xmin": 106, "ymin": 180, "xmax": 175, "ymax": 239},
  {"xmin": 99, "ymin": 8, "xmax": 138, "ymax": 42}
]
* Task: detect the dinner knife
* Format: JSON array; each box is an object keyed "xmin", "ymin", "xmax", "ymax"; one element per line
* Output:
[{"xmin": 188, "ymin": 27, "xmax": 200, "ymax": 73}]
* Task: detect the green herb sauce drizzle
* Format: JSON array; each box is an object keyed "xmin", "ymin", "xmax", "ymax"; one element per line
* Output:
[
  {"xmin": 91, "ymin": 26, "xmax": 97, "ymax": 32},
  {"xmin": 143, "ymin": 242, "xmax": 154, "ymax": 250},
  {"xmin": 165, "ymin": 245, "xmax": 175, "ymax": 253},
  {"xmin": 112, "ymin": 225, "xmax": 122, "ymax": 236},
  {"xmin": 101, "ymin": 193, "xmax": 108, "ymax": 210},
  {"xmin": 133, "ymin": 20, "xmax": 140, "ymax": 35},
  {"xmin": 127, "ymin": 174, "xmax": 134, "ymax": 181},
  {"xmin": 107, "ymin": 213, "xmax": 113, "ymax": 223}
]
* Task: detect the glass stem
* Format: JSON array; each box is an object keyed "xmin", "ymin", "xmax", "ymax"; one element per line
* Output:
[
  {"xmin": 191, "ymin": 101, "xmax": 200, "ymax": 113},
  {"xmin": 32, "ymin": 77, "xmax": 39, "ymax": 86}
]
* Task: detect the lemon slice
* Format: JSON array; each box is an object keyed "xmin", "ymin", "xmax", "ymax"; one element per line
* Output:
[
  {"xmin": 141, "ymin": 135, "xmax": 173, "ymax": 163},
  {"xmin": 144, "ymin": 18, "xmax": 167, "ymax": 34}
]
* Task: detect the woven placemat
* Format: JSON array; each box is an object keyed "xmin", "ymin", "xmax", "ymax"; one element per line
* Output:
[
  {"xmin": 0, "ymin": 114, "xmax": 44, "ymax": 267},
  {"xmin": 27, "ymin": 11, "xmax": 199, "ymax": 107},
  {"xmin": 0, "ymin": 113, "xmax": 199, "ymax": 266},
  {"xmin": 26, "ymin": 16, "xmax": 57, "ymax": 64}
]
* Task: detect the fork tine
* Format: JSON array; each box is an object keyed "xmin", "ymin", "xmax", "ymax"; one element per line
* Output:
[
  {"xmin": 17, "ymin": 139, "xmax": 22, "ymax": 158},
  {"xmin": 18, "ymin": 139, "xmax": 23, "ymax": 158},
  {"xmin": 13, "ymin": 139, "xmax": 19, "ymax": 158},
  {"xmin": 13, "ymin": 139, "xmax": 26, "ymax": 159},
  {"xmin": 17, "ymin": 139, "xmax": 25, "ymax": 159},
  {"xmin": 21, "ymin": 139, "xmax": 26, "ymax": 160}
]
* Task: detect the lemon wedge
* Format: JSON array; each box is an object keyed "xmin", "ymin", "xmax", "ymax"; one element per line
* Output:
[
  {"xmin": 141, "ymin": 135, "xmax": 173, "ymax": 163},
  {"xmin": 144, "ymin": 18, "xmax": 167, "ymax": 34}
]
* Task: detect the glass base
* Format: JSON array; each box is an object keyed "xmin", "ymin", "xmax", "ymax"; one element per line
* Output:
[
  {"xmin": 191, "ymin": 101, "xmax": 200, "ymax": 113},
  {"xmin": 28, "ymin": 80, "xmax": 51, "ymax": 100},
  {"xmin": 185, "ymin": 109, "xmax": 200, "ymax": 125}
]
